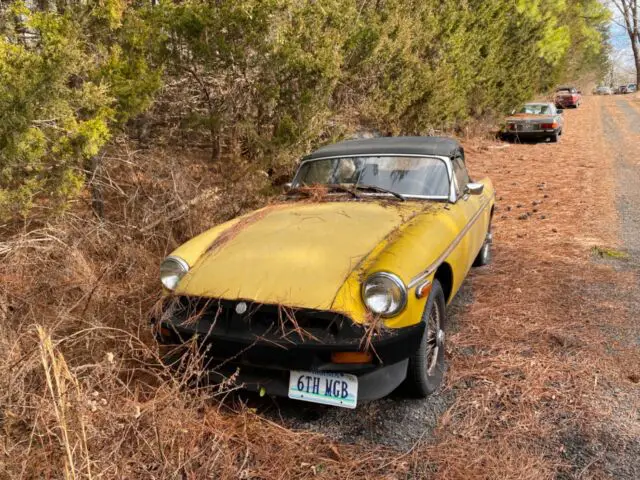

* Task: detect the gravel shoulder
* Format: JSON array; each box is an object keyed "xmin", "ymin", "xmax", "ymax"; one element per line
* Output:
[{"xmin": 608, "ymin": 96, "xmax": 640, "ymax": 260}]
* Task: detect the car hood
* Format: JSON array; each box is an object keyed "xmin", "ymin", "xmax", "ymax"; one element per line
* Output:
[{"xmin": 174, "ymin": 201, "xmax": 431, "ymax": 310}]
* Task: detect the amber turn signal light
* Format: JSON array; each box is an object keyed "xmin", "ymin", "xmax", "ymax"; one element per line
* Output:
[
  {"xmin": 331, "ymin": 351, "xmax": 373, "ymax": 364},
  {"xmin": 415, "ymin": 280, "xmax": 432, "ymax": 299}
]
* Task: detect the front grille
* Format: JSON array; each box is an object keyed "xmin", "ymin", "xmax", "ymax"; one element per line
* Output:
[
  {"xmin": 157, "ymin": 296, "xmax": 424, "ymax": 372},
  {"xmin": 162, "ymin": 296, "xmax": 365, "ymax": 345}
]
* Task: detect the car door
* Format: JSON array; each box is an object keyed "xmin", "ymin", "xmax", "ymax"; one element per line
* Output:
[{"xmin": 448, "ymin": 152, "xmax": 487, "ymax": 271}]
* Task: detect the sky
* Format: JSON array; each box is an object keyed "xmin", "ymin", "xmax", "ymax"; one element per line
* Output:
[{"xmin": 608, "ymin": 3, "xmax": 637, "ymax": 83}]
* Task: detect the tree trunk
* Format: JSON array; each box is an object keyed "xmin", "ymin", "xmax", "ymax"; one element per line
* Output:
[
  {"xmin": 635, "ymin": 40, "xmax": 640, "ymax": 85},
  {"xmin": 86, "ymin": 155, "xmax": 105, "ymax": 220},
  {"xmin": 209, "ymin": 114, "xmax": 222, "ymax": 162},
  {"xmin": 211, "ymin": 121, "xmax": 221, "ymax": 162}
]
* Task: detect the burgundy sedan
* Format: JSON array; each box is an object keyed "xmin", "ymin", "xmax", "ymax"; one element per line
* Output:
[{"xmin": 554, "ymin": 86, "xmax": 581, "ymax": 108}]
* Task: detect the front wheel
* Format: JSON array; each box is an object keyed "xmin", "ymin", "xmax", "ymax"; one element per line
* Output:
[{"xmin": 406, "ymin": 280, "xmax": 447, "ymax": 397}]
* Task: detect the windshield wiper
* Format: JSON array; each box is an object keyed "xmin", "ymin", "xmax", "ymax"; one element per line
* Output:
[
  {"xmin": 326, "ymin": 184, "xmax": 361, "ymax": 199},
  {"xmin": 284, "ymin": 184, "xmax": 361, "ymax": 199},
  {"xmin": 352, "ymin": 184, "xmax": 406, "ymax": 201},
  {"xmin": 285, "ymin": 183, "xmax": 404, "ymax": 201}
]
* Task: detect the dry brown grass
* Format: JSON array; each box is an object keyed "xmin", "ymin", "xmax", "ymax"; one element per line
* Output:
[{"xmin": 2, "ymin": 100, "xmax": 639, "ymax": 478}]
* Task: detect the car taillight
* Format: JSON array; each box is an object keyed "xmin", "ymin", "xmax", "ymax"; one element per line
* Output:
[
  {"xmin": 508, "ymin": 123, "xmax": 516, "ymax": 130},
  {"xmin": 541, "ymin": 122, "xmax": 558, "ymax": 129}
]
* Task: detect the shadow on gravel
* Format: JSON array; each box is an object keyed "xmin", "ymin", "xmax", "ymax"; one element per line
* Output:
[{"xmin": 559, "ymin": 429, "xmax": 640, "ymax": 480}]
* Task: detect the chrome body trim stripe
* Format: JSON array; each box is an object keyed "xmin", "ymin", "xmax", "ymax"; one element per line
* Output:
[{"xmin": 407, "ymin": 197, "xmax": 491, "ymax": 289}]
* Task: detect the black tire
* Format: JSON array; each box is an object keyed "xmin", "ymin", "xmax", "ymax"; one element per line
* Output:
[
  {"xmin": 549, "ymin": 131, "xmax": 559, "ymax": 143},
  {"xmin": 473, "ymin": 224, "xmax": 493, "ymax": 267},
  {"xmin": 406, "ymin": 280, "xmax": 447, "ymax": 397}
]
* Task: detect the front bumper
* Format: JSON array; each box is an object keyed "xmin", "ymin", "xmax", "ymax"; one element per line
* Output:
[
  {"xmin": 197, "ymin": 358, "xmax": 410, "ymax": 401},
  {"xmin": 155, "ymin": 296, "xmax": 424, "ymax": 401}
]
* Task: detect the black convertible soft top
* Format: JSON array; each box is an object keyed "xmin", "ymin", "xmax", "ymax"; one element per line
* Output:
[{"xmin": 303, "ymin": 136, "xmax": 462, "ymax": 161}]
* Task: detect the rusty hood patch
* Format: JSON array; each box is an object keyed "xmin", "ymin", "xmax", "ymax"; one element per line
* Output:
[{"xmin": 175, "ymin": 201, "xmax": 428, "ymax": 310}]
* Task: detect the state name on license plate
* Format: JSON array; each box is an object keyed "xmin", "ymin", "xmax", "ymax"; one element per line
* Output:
[{"xmin": 288, "ymin": 370, "xmax": 358, "ymax": 409}]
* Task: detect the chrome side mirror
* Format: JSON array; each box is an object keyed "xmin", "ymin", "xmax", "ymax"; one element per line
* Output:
[{"xmin": 466, "ymin": 183, "xmax": 484, "ymax": 195}]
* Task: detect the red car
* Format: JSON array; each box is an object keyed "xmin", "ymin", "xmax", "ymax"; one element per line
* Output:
[{"xmin": 554, "ymin": 86, "xmax": 581, "ymax": 108}]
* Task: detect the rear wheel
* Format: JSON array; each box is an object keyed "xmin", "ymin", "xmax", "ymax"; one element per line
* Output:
[
  {"xmin": 549, "ymin": 131, "xmax": 559, "ymax": 143},
  {"xmin": 406, "ymin": 280, "xmax": 446, "ymax": 397}
]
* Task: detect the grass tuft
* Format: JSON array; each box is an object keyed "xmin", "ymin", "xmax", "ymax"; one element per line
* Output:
[{"xmin": 591, "ymin": 245, "xmax": 629, "ymax": 260}]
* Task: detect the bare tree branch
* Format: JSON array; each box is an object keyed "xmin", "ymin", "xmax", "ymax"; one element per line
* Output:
[{"xmin": 610, "ymin": 0, "xmax": 640, "ymax": 83}]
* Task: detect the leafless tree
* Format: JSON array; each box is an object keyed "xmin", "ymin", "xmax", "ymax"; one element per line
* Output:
[{"xmin": 611, "ymin": 0, "xmax": 640, "ymax": 84}]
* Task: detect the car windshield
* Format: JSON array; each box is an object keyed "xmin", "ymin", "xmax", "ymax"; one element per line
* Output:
[
  {"xmin": 293, "ymin": 156, "xmax": 450, "ymax": 197},
  {"xmin": 519, "ymin": 104, "xmax": 550, "ymax": 115}
]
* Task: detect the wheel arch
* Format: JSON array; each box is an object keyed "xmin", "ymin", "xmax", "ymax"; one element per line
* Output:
[{"xmin": 434, "ymin": 262, "xmax": 454, "ymax": 304}]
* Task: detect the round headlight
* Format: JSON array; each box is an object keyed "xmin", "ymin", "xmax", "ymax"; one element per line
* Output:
[
  {"xmin": 362, "ymin": 272, "xmax": 407, "ymax": 317},
  {"xmin": 160, "ymin": 256, "xmax": 189, "ymax": 290}
]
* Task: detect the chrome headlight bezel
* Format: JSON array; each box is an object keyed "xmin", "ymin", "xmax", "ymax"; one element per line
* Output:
[
  {"xmin": 361, "ymin": 272, "xmax": 408, "ymax": 318},
  {"xmin": 160, "ymin": 255, "xmax": 189, "ymax": 291}
]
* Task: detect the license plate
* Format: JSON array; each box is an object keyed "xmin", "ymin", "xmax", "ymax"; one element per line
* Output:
[
  {"xmin": 288, "ymin": 370, "xmax": 358, "ymax": 408},
  {"xmin": 520, "ymin": 123, "xmax": 534, "ymax": 131}
]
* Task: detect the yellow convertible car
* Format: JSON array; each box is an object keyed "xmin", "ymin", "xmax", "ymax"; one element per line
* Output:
[{"xmin": 156, "ymin": 137, "xmax": 495, "ymax": 408}]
